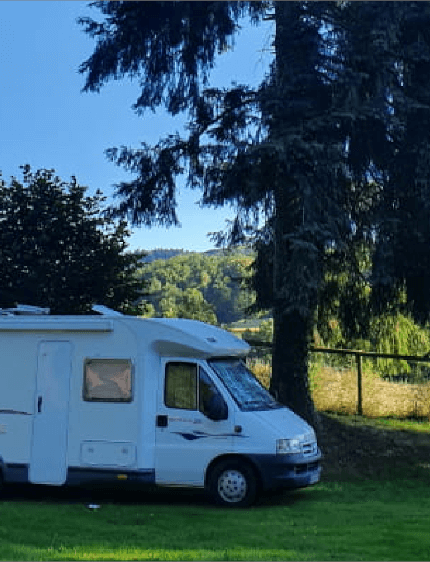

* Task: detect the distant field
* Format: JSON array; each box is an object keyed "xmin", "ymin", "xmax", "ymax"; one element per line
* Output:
[{"xmin": 228, "ymin": 326, "xmax": 261, "ymax": 334}]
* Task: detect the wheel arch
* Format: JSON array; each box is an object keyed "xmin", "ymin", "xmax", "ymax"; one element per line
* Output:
[{"xmin": 205, "ymin": 453, "xmax": 262, "ymax": 491}]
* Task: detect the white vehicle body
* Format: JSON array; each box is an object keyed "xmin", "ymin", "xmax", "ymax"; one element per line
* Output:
[{"xmin": 0, "ymin": 307, "xmax": 321, "ymax": 506}]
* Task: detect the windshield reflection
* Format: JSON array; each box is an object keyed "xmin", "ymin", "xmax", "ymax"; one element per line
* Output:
[{"xmin": 208, "ymin": 358, "xmax": 281, "ymax": 412}]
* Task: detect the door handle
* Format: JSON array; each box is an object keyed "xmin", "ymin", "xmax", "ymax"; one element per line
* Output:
[
  {"xmin": 37, "ymin": 396, "xmax": 42, "ymax": 413},
  {"xmin": 156, "ymin": 415, "xmax": 168, "ymax": 427}
]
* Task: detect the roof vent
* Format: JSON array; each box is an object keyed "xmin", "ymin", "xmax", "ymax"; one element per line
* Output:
[{"xmin": 92, "ymin": 305, "xmax": 123, "ymax": 317}]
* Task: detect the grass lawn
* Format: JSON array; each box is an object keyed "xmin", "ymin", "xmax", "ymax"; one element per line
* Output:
[
  {"xmin": 332, "ymin": 413, "xmax": 430, "ymax": 433},
  {"xmin": 0, "ymin": 415, "xmax": 429, "ymax": 561}
]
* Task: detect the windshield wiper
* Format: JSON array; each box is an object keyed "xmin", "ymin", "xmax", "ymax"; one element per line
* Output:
[
  {"xmin": 243, "ymin": 399, "xmax": 272, "ymax": 408},
  {"xmin": 242, "ymin": 398, "xmax": 282, "ymax": 409},
  {"xmin": 267, "ymin": 401, "xmax": 282, "ymax": 409}
]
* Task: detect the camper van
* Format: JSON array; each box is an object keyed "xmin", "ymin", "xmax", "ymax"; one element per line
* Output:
[{"xmin": 0, "ymin": 305, "xmax": 321, "ymax": 506}]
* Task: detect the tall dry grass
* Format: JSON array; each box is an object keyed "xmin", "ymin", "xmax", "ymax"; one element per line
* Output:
[
  {"xmin": 247, "ymin": 359, "xmax": 271, "ymax": 389},
  {"xmin": 249, "ymin": 360, "xmax": 430, "ymax": 419},
  {"xmin": 311, "ymin": 366, "xmax": 430, "ymax": 418}
]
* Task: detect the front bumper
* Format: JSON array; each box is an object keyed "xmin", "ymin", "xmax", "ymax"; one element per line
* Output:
[{"xmin": 248, "ymin": 449, "xmax": 322, "ymax": 491}]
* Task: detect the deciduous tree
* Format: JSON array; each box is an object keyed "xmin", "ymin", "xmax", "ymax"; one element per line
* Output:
[{"xmin": 0, "ymin": 166, "xmax": 143, "ymax": 314}]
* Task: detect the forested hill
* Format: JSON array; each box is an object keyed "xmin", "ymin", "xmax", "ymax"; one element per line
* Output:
[
  {"xmin": 142, "ymin": 247, "xmax": 253, "ymax": 263},
  {"xmin": 138, "ymin": 249, "xmax": 257, "ymax": 325},
  {"xmin": 142, "ymin": 249, "xmax": 187, "ymax": 263}
]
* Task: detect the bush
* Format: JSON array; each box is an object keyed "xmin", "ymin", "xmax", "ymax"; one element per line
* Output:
[{"xmin": 370, "ymin": 313, "xmax": 430, "ymax": 382}]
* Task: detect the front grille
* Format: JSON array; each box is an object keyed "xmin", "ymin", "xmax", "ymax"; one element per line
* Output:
[{"xmin": 294, "ymin": 461, "xmax": 319, "ymax": 475}]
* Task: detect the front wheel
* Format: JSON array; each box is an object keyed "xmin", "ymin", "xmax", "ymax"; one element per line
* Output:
[{"xmin": 207, "ymin": 460, "xmax": 258, "ymax": 507}]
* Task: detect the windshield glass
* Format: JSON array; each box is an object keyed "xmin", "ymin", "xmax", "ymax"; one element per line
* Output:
[{"xmin": 208, "ymin": 358, "xmax": 281, "ymax": 412}]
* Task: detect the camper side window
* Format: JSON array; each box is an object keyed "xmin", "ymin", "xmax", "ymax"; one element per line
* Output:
[
  {"xmin": 165, "ymin": 362, "xmax": 197, "ymax": 410},
  {"xmin": 84, "ymin": 359, "xmax": 133, "ymax": 402},
  {"xmin": 165, "ymin": 363, "xmax": 224, "ymax": 415}
]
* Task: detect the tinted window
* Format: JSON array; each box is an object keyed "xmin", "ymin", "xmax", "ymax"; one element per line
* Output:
[
  {"xmin": 165, "ymin": 362, "xmax": 226, "ymax": 417},
  {"xmin": 165, "ymin": 362, "xmax": 197, "ymax": 410}
]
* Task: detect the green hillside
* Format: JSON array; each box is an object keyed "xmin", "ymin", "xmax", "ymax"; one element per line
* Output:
[{"xmin": 137, "ymin": 250, "xmax": 258, "ymax": 325}]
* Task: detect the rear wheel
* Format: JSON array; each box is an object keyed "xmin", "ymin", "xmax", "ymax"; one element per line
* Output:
[{"xmin": 208, "ymin": 459, "xmax": 257, "ymax": 507}]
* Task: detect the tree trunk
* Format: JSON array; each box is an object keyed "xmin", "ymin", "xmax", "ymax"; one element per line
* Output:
[
  {"xmin": 270, "ymin": 175, "xmax": 318, "ymax": 428},
  {"xmin": 268, "ymin": 1, "xmax": 320, "ymax": 430},
  {"xmin": 271, "ymin": 308, "xmax": 316, "ymax": 426}
]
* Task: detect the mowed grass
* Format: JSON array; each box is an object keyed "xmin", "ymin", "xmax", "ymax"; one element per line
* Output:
[
  {"xmin": 325, "ymin": 411, "xmax": 430, "ymax": 433},
  {"xmin": 0, "ymin": 467, "xmax": 430, "ymax": 561}
]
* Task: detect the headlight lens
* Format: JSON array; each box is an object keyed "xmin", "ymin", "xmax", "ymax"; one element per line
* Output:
[{"xmin": 276, "ymin": 438, "xmax": 302, "ymax": 454}]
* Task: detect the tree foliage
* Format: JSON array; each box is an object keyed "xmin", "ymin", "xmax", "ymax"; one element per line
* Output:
[
  {"xmin": 370, "ymin": 3, "xmax": 430, "ymax": 325},
  {"xmin": 0, "ymin": 166, "xmax": 143, "ymax": 314},
  {"xmin": 79, "ymin": 1, "xmax": 265, "ymax": 227},
  {"xmin": 139, "ymin": 251, "xmax": 255, "ymax": 325}
]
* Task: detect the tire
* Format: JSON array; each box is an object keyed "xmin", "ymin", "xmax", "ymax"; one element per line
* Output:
[{"xmin": 207, "ymin": 459, "xmax": 258, "ymax": 507}]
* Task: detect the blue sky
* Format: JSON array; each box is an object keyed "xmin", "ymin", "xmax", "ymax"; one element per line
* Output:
[{"xmin": 0, "ymin": 1, "xmax": 272, "ymax": 253}]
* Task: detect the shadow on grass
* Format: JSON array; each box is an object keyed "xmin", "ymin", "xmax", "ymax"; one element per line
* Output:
[
  {"xmin": 318, "ymin": 411, "xmax": 430, "ymax": 482},
  {"xmin": 0, "ymin": 480, "xmax": 318, "ymax": 511}
]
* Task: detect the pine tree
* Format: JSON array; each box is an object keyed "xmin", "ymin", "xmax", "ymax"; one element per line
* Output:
[
  {"xmin": 77, "ymin": 1, "xmax": 352, "ymax": 425},
  {"xmin": 371, "ymin": 3, "xmax": 430, "ymax": 324},
  {"xmin": 79, "ymin": 1, "xmax": 430, "ymax": 425}
]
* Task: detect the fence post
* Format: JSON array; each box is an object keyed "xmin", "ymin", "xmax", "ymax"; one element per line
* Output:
[{"xmin": 355, "ymin": 353, "xmax": 363, "ymax": 415}]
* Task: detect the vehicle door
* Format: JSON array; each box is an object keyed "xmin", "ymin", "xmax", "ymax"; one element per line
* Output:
[
  {"xmin": 30, "ymin": 341, "xmax": 72, "ymax": 485},
  {"xmin": 155, "ymin": 359, "xmax": 234, "ymax": 486}
]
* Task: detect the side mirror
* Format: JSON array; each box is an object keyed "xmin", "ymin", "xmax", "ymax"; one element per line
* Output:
[{"xmin": 206, "ymin": 394, "xmax": 228, "ymax": 421}]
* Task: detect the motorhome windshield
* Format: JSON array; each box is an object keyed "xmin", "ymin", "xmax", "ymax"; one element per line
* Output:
[{"xmin": 208, "ymin": 358, "xmax": 281, "ymax": 412}]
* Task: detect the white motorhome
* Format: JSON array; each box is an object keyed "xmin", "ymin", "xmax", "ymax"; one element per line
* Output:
[{"xmin": 0, "ymin": 305, "xmax": 321, "ymax": 506}]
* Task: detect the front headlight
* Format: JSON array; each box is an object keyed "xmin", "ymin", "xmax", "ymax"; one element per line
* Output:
[{"xmin": 276, "ymin": 438, "xmax": 302, "ymax": 455}]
